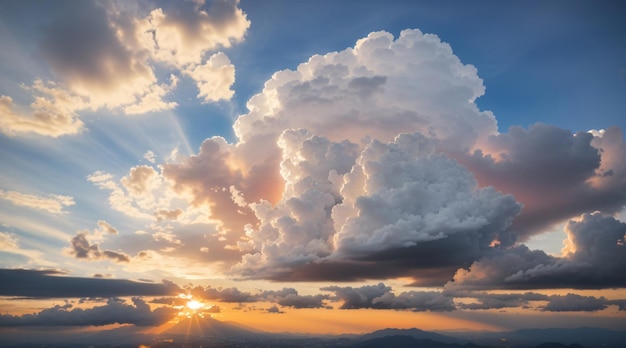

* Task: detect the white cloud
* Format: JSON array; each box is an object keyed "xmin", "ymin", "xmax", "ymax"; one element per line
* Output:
[
  {"xmin": 0, "ymin": 94, "xmax": 84, "ymax": 137},
  {"xmin": 143, "ymin": 150, "xmax": 156, "ymax": 163},
  {"xmin": 1, "ymin": 0, "xmax": 249, "ymax": 137},
  {"xmin": 0, "ymin": 232, "xmax": 19, "ymax": 250},
  {"xmin": 136, "ymin": 0, "xmax": 250, "ymax": 68},
  {"xmin": 0, "ymin": 189, "xmax": 74, "ymax": 214},
  {"xmin": 87, "ymin": 166, "xmax": 211, "ymax": 224},
  {"xmin": 185, "ymin": 52, "xmax": 235, "ymax": 103},
  {"xmin": 232, "ymin": 131, "xmax": 520, "ymax": 281}
]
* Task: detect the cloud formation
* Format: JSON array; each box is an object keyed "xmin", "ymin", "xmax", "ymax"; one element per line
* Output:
[
  {"xmin": 67, "ymin": 231, "xmax": 130, "ymax": 263},
  {"xmin": 0, "ymin": 269, "xmax": 178, "ymax": 298},
  {"xmin": 77, "ymin": 26, "xmax": 626, "ymax": 292},
  {"xmin": 0, "ymin": 297, "xmax": 176, "ymax": 327},
  {"xmin": 321, "ymin": 283, "xmax": 454, "ymax": 312},
  {"xmin": 447, "ymin": 212, "xmax": 626, "ymax": 290},
  {"xmin": 189, "ymin": 285, "xmax": 329, "ymax": 309},
  {"xmin": 459, "ymin": 124, "xmax": 626, "ymax": 239},
  {"xmin": 0, "ymin": 189, "xmax": 74, "ymax": 214},
  {"xmin": 234, "ymin": 132, "xmax": 520, "ymax": 284},
  {"xmin": 0, "ymin": 0, "xmax": 249, "ymax": 137}
]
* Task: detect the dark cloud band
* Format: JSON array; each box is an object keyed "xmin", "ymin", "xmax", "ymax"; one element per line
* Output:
[{"xmin": 0, "ymin": 269, "xmax": 178, "ymax": 298}]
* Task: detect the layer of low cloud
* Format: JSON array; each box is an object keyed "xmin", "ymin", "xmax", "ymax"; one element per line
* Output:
[
  {"xmin": 322, "ymin": 283, "xmax": 454, "ymax": 312},
  {"xmin": 188, "ymin": 285, "xmax": 329, "ymax": 309},
  {"xmin": 0, "ymin": 297, "xmax": 176, "ymax": 327},
  {"xmin": 0, "ymin": 269, "xmax": 178, "ymax": 298}
]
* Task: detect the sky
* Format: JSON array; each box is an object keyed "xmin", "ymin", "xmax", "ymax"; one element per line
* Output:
[{"xmin": 0, "ymin": 0, "xmax": 625, "ymax": 337}]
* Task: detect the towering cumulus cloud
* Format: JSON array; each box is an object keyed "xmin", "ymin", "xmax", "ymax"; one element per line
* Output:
[
  {"xmin": 102, "ymin": 28, "xmax": 626, "ymax": 288},
  {"xmin": 160, "ymin": 29, "xmax": 522, "ymax": 284}
]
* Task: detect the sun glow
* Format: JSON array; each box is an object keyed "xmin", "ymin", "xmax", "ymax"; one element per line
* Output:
[
  {"xmin": 176, "ymin": 293, "xmax": 210, "ymax": 319},
  {"xmin": 186, "ymin": 299, "xmax": 204, "ymax": 311}
]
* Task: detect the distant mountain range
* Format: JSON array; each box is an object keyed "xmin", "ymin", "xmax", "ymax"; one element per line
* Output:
[{"xmin": 1, "ymin": 315, "xmax": 625, "ymax": 348}]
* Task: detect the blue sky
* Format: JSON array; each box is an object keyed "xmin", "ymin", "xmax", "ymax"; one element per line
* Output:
[{"xmin": 0, "ymin": 0, "xmax": 625, "ymax": 335}]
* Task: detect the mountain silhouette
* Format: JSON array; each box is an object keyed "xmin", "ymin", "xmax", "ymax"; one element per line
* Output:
[
  {"xmin": 353, "ymin": 335, "xmax": 484, "ymax": 348},
  {"xmin": 161, "ymin": 314, "xmax": 261, "ymax": 339},
  {"xmin": 359, "ymin": 328, "xmax": 461, "ymax": 344}
]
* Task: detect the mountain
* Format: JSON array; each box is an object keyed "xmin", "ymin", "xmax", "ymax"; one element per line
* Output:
[
  {"xmin": 358, "ymin": 328, "xmax": 461, "ymax": 344},
  {"xmin": 447, "ymin": 327, "xmax": 626, "ymax": 348},
  {"xmin": 533, "ymin": 344, "xmax": 587, "ymax": 348},
  {"xmin": 2, "ymin": 322, "xmax": 625, "ymax": 348},
  {"xmin": 159, "ymin": 314, "xmax": 264, "ymax": 341},
  {"xmin": 352, "ymin": 335, "xmax": 485, "ymax": 348}
]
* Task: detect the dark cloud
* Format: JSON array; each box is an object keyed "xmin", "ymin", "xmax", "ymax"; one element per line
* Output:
[
  {"xmin": 67, "ymin": 231, "xmax": 131, "ymax": 263},
  {"xmin": 195, "ymin": 286, "xmax": 258, "ymax": 303},
  {"xmin": 542, "ymin": 294, "xmax": 608, "ymax": 312},
  {"xmin": 459, "ymin": 124, "xmax": 626, "ymax": 240},
  {"xmin": 266, "ymin": 305, "xmax": 283, "ymax": 314},
  {"xmin": 190, "ymin": 285, "xmax": 328, "ymax": 308},
  {"xmin": 276, "ymin": 293, "xmax": 329, "ymax": 309},
  {"xmin": 0, "ymin": 269, "xmax": 179, "ymax": 298},
  {"xmin": 447, "ymin": 213, "xmax": 626, "ymax": 290},
  {"xmin": 39, "ymin": 0, "xmax": 151, "ymax": 94},
  {"xmin": 321, "ymin": 283, "xmax": 454, "ymax": 312},
  {"xmin": 451, "ymin": 291, "xmax": 549, "ymax": 310},
  {"xmin": 0, "ymin": 297, "xmax": 176, "ymax": 327}
]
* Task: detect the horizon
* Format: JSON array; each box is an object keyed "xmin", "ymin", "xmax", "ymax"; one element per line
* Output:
[{"xmin": 1, "ymin": 0, "xmax": 625, "ymax": 342}]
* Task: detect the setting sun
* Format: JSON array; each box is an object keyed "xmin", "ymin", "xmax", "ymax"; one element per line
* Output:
[{"xmin": 186, "ymin": 300, "xmax": 204, "ymax": 311}]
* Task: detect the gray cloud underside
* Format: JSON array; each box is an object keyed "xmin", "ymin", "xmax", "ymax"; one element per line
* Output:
[
  {"xmin": 0, "ymin": 269, "xmax": 179, "ymax": 298},
  {"xmin": 446, "ymin": 213, "xmax": 626, "ymax": 290},
  {"xmin": 188, "ymin": 285, "xmax": 329, "ymax": 309},
  {"xmin": 0, "ymin": 297, "xmax": 176, "ymax": 327}
]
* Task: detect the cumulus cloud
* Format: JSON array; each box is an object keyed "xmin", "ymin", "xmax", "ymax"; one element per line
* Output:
[
  {"xmin": 136, "ymin": 0, "xmax": 249, "ymax": 67},
  {"xmin": 451, "ymin": 291, "xmax": 549, "ymax": 310},
  {"xmin": 321, "ymin": 283, "xmax": 454, "ymax": 312},
  {"xmin": 143, "ymin": 150, "xmax": 157, "ymax": 163},
  {"xmin": 447, "ymin": 212, "xmax": 626, "ymax": 290},
  {"xmin": 0, "ymin": 297, "xmax": 176, "ymax": 327},
  {"xmin": 0, "ymin": 189, "xmax": 74, "ymax": 214},
  {"xmin": 189, "ymin": 285, "xmax": 328, "ymax": 308},
  {"xmin": 88, "ymin": 167, "xmax": 212, "ymax": 224},
  {"xmin": 1, "ymin": 0, "xmax": 249, "ymax": 137},
  {"xmin": 233, "ymin": 131, "xmax": 520, "ymax": 284},
  {"xmin": 459, "ymin": 124, "xmax": 626, "ymax": 239},
  {"xmin": 84, "ymin": 26, "xmax": 626, "ymax": 290},
  {"xmin": 65, "ymin": 221, "xmax": 130, "ymax": 263},
  {"xmin": 67, "ymin": 231, "xmax": 131, "ymax": 263},
  {"xmin": 542, "ymin": 293, "xmax": 609, "ymax": 312},
  {"xmin": 185, "ymin": 52, "xmax": 235, "ymax": 103},
  {"xmin": 161, "ymin": 28, "xmax": 498, "ymax": 241},
  {"xmin": 233, "ymin": 29, "xmax": 496, "ymax": 150},
  {"xmin": 96, "ymin": 220, "xmax": 119, "ymax": 235},
  {"xmin": 0, "ymin": 94, "xmax": 85, "ymax": 137},
  {"xmin": 0, "ymin": 269, "xmax": 178, "ymax": 298},
  {"xmin": 266, "ymin": 305, "xmax": 283, "ymax": 314}
]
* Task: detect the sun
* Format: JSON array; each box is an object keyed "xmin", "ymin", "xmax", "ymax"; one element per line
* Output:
[{"xmin": 186, "ymin": 299, "xmax": 204, "ymax": 311}]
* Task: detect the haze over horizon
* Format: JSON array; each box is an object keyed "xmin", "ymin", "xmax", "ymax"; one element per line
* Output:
[{"xmin": 1, "ymin": 0, "xmax": 625, "ymax": 340}]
